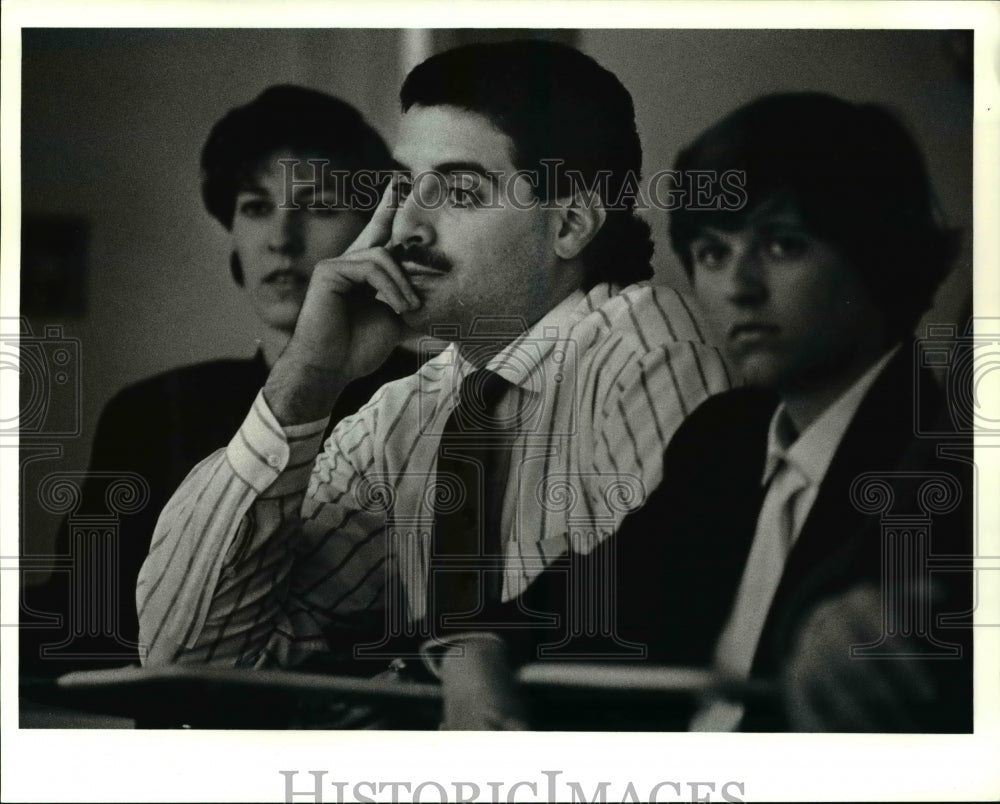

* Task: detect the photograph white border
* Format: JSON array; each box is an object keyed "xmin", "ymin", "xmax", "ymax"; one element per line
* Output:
[{"xmin": 2, "ymin": 2, "xmax": 998, "ymax": 801}]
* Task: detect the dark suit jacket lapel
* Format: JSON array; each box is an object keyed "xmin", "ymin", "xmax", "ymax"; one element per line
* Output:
[
  {"xmin": 646, "ymin": 387, "xmax": 779, "ymax": 666},
  {"xmin": 743, "ymin": 343, "xmax": 947, "ymax": 729},
  {"xmin": 753, "ymin": 347, "xmax": 918, "ymax": 667}
]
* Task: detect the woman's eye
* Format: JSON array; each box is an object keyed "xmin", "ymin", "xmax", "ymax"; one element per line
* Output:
[
  {"xmin": 307, "ymin": 197, "xmax": 340, "ymax": 217},
  {"xmin": 691, "ymin": 242, "xmax": 727, "ymax": 268},
  {"xmin": 765, "ymin": 235, "xmax": 807, "ymax": 259},
  {"xmin": 309, "ymin": 207, "xmax": 339, "ymax": 218},
  {"xmin": 237, "ymin": 199, "xmax": 273, "ymax": 218}
]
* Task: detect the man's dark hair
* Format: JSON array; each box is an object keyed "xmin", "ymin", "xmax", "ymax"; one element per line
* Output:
[
  {"xmin": 200, "ymin": 85, "xmax": 392, "ymax": 284},
  {"xmin": 669, "ymin": 92, "xmax": 961, "ymax": 340},
  {"xmin": 400, "ymin": 40, "xmax": 654, "ymax": 290}
]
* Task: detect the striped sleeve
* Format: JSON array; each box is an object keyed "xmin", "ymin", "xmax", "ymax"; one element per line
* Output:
[
  {"xmin": 587, "ymin": 323, "xmax": 731, "ymax": 527},
  {"xmin": 136, "ymin": 391, "xmax": 329, "ymax": 667}
]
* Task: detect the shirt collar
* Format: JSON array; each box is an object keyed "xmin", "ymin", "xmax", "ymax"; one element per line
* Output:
[
  {"xmin": 762, "ymin": 345, "xmax": 900, "ymax": 488},
  {"xmin": 446, "ymin": 286, "xmax": 597, "ymax": 395}
]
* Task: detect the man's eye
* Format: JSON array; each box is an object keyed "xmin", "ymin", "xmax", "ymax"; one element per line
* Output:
[
  {"xmin": 448, "ymin": 185, "xmax": 480, "ymax": 208},
  {"xmin": 237, "ymin": 199, "xmax": 273, "ymax": 218},
  {"xmin": 395, "ymin": 177, "xmax": 414, "ymax": 199},
  {"xmin": 764, "ymin": 235, "xmax": 807, "ymax": 259}
]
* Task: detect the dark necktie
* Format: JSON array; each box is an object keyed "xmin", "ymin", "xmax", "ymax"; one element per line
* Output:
[{"xmin": 428, "ymin": 368, "xmax": 514, "ymax": 636}]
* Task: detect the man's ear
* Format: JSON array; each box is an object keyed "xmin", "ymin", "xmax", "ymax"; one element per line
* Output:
[{"xmin": 552, "ymin": 189, "xmax": 607, "ymax": 260}]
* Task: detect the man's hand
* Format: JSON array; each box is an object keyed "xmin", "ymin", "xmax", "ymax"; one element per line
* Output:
[
  {"xmin": 264, "ymin": 181, "xmax": 422, "ymax": 424},
  {"xmin": 782, "ymin": 584, "xmax": 938, "ymax": 732},
  {"xmin": 437, "ymin": 634, "xmax": 529, "ymax": 730}
]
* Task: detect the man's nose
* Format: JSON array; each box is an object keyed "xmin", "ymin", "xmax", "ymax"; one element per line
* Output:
[
  {"xmin": 267, "ymin": 209, "xmax": 305, "ymax": 256},
  {"xmin": 391, "ymin": 183, "xmax": 436, "ymax": 248}
]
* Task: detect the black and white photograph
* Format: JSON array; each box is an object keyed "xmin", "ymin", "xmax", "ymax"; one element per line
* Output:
[{"xmin": 2, "ymin": 1, "xmax": 999, "ymax": 801}]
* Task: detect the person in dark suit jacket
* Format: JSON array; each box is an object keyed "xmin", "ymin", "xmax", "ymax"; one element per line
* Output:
[
  {"xmin": 21, "ymin": 86, "xmax": 424, "ymax": 676},
  {"xmin": 593, "ymin": 342, "xmax": 972, "ymax": 732},
  {"xmin": 507, "ymin": 92, "xmax": 972, "ymax": 732},
  {"xmin": 632, "ymin": 91, "xmax": 971, "ymax": 732}
]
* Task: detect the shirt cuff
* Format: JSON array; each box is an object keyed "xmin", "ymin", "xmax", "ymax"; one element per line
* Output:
[
  {"xmin": 419, "ymin": 632, "xmax": 509, "ymax": 680},
  {"xmin": 225, "ymin": 390, "xmax": 329, "ymax": 497}
]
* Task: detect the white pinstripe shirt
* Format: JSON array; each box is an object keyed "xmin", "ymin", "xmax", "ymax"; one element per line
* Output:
[{"xmin": 137, "ymin": 282, "xmax": 731, "ymax": 667}]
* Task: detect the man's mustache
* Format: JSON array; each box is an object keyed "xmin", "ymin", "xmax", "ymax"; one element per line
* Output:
[{"xmin": 389, "ymin": 243, "xmax": 453, "ymax": 273}]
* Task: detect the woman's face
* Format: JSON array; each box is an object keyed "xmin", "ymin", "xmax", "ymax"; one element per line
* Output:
[{"xmin": 231, "ymin": 149, "xmax": 368, "ymax": 333}]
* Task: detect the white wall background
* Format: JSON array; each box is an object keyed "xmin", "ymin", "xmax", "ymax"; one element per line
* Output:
[{"xmin": 581, "ymin": 30, "xmax": 971, "ymax": 294}]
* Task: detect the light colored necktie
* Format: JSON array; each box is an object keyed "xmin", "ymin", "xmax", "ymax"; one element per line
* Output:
[{"xmin": 690, "ymin": 456, "xmax": 809, "ymax": 731}]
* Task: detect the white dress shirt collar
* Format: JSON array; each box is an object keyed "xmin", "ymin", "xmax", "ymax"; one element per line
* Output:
[
  {"xmin": 762, "ymin": 344, "xmax": 901, "ymax": 493},
  {"xmin": 444, "ymin": 284, "xmax": 610, "ymax": 394}
]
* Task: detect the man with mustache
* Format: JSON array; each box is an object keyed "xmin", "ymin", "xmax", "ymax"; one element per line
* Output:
[{"xmin": 137, "ymin": 41, "xmax": 730, "ymax": 728}]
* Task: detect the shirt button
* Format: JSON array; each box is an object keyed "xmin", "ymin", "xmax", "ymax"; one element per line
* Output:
[{"xmin": 267, "ymin": 454, "xmax": 282, "ymax": 468}]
